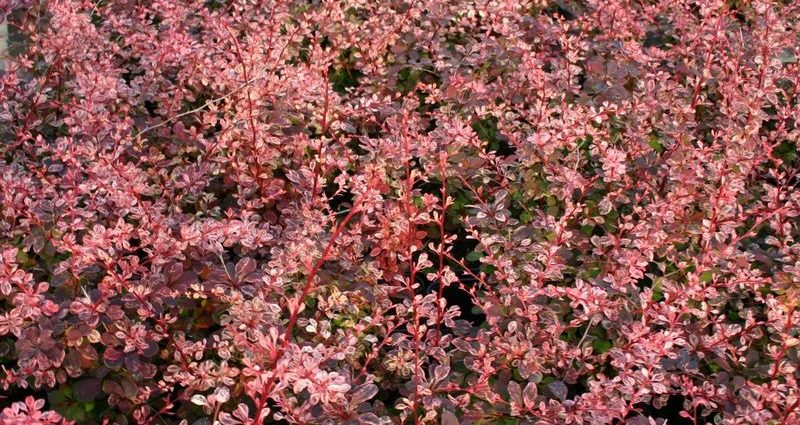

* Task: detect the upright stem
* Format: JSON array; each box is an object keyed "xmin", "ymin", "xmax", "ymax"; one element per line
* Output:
[
  {"xmin": 401, "ymin": 114, "xmax": 422, "ymax": 425},
  {"xmin": 252, "ymin": 199, "xmax": 363, "ymax": 422},
  {"xmin": 435, "ymin": 152, "xmax": 448, "ymax": 343}
]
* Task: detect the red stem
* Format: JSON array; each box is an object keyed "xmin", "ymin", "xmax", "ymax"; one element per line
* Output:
[{"xmin": 252, "ymin": 198, "xmax": 363, "ymax": 422}]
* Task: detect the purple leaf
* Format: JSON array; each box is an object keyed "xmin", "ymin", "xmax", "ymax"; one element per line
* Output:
[
  {"xmin": 523, "ymin": 382, "xmax": 538, "ymax": 409},
  {"xmin": 441, "ymin": 410, "xmax": 459, "ymax": 425},
  {"xmin": 547, "ymin": 380, "xmax": 568, "ymax": 402},
  {"xmin": 351, "ymin": 383, "xmax": 379, "ymax": 406},
  {"xmin": 74, "ymin": 378, "xmax": 101, "ymax": 402}
]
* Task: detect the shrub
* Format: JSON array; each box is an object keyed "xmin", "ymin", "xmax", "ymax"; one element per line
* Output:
[{"xmin": 1, "ymin": 0, "xmax": 799, "ymax": 424}]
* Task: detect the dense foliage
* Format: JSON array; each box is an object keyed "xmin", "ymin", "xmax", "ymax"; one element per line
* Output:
[{"xmin": 1, "ymin": 0, "xmax": 799, "ymax": 424}]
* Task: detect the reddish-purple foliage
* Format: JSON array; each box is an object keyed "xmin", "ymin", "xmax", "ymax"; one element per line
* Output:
[
  {"xmin": 0, "ymin": 396, "xmax": 69, "ymax": 425},
  {"xmin": 1, "ymin": 0, "xmax": 799, "ymax": 424}
]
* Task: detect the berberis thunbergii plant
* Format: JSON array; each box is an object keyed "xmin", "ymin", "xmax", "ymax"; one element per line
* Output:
[{"xmin": 0, "ymin": 0, "xmax": 799, "ymax": 424}]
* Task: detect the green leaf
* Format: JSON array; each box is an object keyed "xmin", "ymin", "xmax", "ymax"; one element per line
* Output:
[
  {"xmin": 330, "ymin": 65, "xmax": 362, "ymax": 95},
  {"xmin": 466, "ymin": 251, "xmax": 484, "ymax": 262},
  {"xmin": 651, "ymin": 278, "xmax": 664, "ymax": 301},
  {"xmin": 304, "ymin": 297, "xmax": 317, "ymax": 309},
  {"xmin": 592, "ymin": 339, "xmax": 613, "ymax": 354},
  {"xmin": 648, "ymin": 137, "xmax": 665, "ymax": 153},
  {"xmin": 586, "ymin": 267, "xmax": 602, "ymax": 279}
]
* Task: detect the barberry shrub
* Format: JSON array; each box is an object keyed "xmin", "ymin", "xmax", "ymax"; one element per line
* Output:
[{"xmin": 1, "ymin": 0, "xmax": 799, "ymax": 424}]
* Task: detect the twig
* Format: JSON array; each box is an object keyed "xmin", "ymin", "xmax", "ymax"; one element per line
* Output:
[
  {"xmin": 134, "ymin": 68, "xmax": 270, "ymax": 137},
  {"xmin": 563, "ymin": 316, "xmax": 596, "ymax": 378}
]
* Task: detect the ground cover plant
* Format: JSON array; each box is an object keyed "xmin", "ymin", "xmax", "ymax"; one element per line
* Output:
[{"xmin": 0, "ymin": 0, "xmax": 799, "ymax": 424}]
